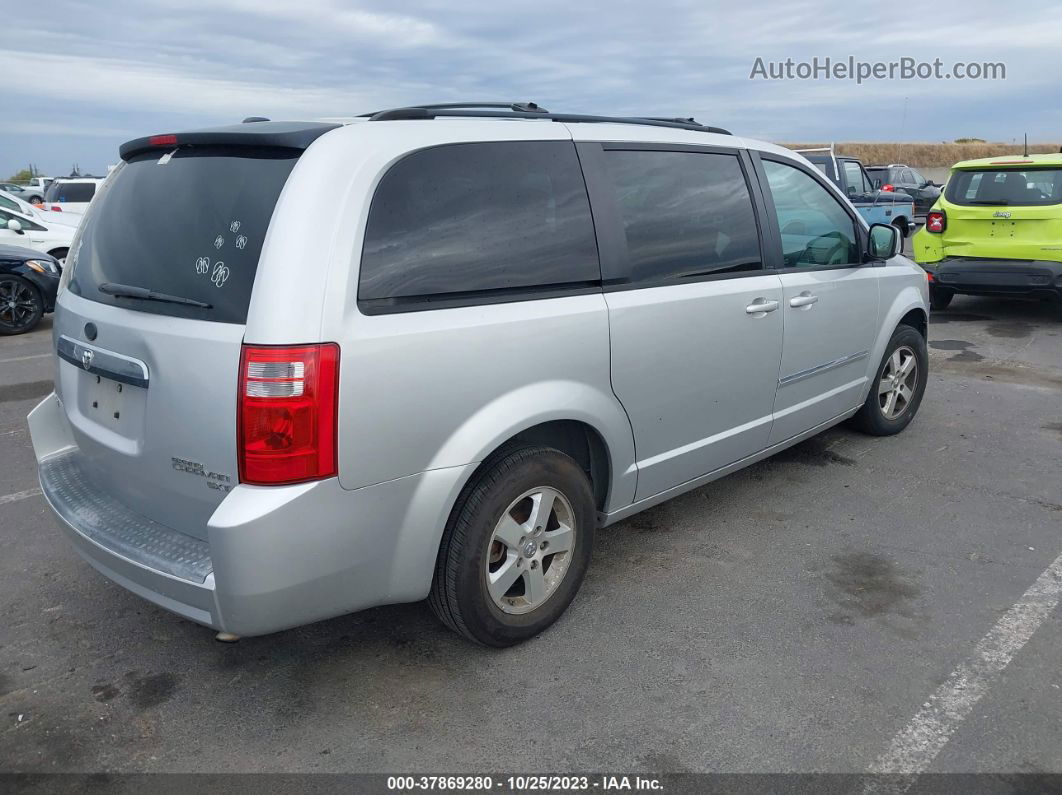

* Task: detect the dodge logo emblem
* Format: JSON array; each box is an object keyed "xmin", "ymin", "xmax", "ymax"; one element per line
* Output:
[{"xmin": 81, "ymin": 349, "xmax": 94, "ymax": 370}]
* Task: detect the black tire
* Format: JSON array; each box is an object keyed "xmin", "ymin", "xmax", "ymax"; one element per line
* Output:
[
  {"xmin": 850, "ymin": 325, "xmax": 928, "ymax": 436},
  {"xmin": 429, "ymin": 445, "xmax": 596, "ymax": 647},
  {"xmin": 48, "ymin": 248, "xmax": 69, "ymax": 269},
  {"xmin": 929, "ymin": 286, "xmax": 953, "ymax": 311},
  {"xmin": 0, "ymin": 275, "xmax": 44, "ymax": 335},
  {"xmin": 892, "ymin": 219, "xmax": 907, "ymax": 240}
]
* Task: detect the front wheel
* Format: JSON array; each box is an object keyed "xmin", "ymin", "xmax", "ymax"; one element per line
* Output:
[
  {"xmin": 429, "ymin": 446, "xmax": 596, "ymax": 647},
  {"xmin": 850, "ymin": 325, "xmax": 928, "ymax": 436},
  {"xmin": 0, "ymin": 275, "xmax": 44, "ymax": 335}
]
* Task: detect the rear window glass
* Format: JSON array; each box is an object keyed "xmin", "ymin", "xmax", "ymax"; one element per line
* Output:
[
  {"xmin": 945, "ymin": 168, "xmax": 1062, "ymax": 206},
  {"xmin": 68, "ymin": 146, "xmax": 298, "ymax": 323},
  {"xmin": 45, "ymin": 182, "xmax": 96, "ymax": 203},
  {"xmin": 359, "ymin": 141, "xmax": 599, "ymax": 307},
  {"xmin": 602, "ymin": 150, "xmax": 762, "ymax": 284}
]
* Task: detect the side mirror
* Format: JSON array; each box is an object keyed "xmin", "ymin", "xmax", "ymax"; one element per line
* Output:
[
  {"xmin": 6, "ymin": 219, "xmax": 23, "ymax": 233},
  {"xmin": 867, "ymin": 223, "xmax": 899, "ymax": 260}
]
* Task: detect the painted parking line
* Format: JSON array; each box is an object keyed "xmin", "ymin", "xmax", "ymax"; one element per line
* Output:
[
  {"xmin": 865, "ymin": 547, "xmax": 1062, "ymax": 790},
  {"xmin": 0, "ymin": 487, "xmax": 42, "ymax": 506},
  {"xmin": 0, "ymin": 352, "xmax": 51, "ymax": 365}
]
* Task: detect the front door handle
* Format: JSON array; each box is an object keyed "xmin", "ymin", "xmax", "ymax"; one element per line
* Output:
[
  {"xmin": 789, "ymin": 292, "xmax": 819, "ymax": 309},
  {"xmin": 746, "ymin": 298, "xmax": 780, "ymax": 315}
]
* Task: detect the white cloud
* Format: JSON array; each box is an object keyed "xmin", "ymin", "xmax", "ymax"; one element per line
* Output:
[
  {"xmin": 0, "ymin": 50, "xmax": 411, "ymax": 119},
  {"xmin": 2, "ymin": 0, "xmax": 1060, "ymax": 175}
]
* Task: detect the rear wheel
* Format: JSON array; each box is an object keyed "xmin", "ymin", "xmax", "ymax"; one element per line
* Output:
[
  {"xmin": 0, "ymin": 275, "xmax": 44, "ymax": 335},
  {"xmin": 892, "ymin": 219, "xmax": 908, "ymax": 240},
  {"xmin": 850, "ymin": 325, "xmax": 928, "ymax": 436},
  {"xmin": 429, "ymin": 445, "xmax": 595, "ymax": 647},
  {"xmin": 929, "ymin": 286, "xmax": 953, "ymax": 311}
]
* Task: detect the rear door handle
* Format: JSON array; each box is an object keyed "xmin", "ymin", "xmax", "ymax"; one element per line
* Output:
[
  {"xmin": 789, "ymin": 292, "xmax": 819, "ymax": 309},
  {"xmin": 746, "ymin": 298, "xmax": 780, "ymax": 315}
]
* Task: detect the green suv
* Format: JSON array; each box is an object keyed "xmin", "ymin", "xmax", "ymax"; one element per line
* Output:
[{"xmin": 913, "ymin": 153, "xmax": 1062, "ymax": 312}]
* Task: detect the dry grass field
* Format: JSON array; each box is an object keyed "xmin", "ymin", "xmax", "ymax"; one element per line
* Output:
[{"xmin": 780, "ymin": 142, "xmax": 1062, "ymax": 168}]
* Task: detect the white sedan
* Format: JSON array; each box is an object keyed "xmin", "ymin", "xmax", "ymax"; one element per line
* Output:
[
  {"xmin": 0, "ymin": 208, "xmax": 75, "ymax": 266},
  {"xmin": 0, "ymin": 189, "xmax": 82, "ymax": 228}
]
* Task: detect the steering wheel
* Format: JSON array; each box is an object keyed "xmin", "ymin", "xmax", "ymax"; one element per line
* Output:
[{"xmin": 801, "ymin": 231, "xmax": 849, "ymax": 266}]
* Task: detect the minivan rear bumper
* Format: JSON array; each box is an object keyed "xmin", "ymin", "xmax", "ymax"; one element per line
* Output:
[
  {"xmin": 926, "ymin": 257, "xmax": 1062, "ymax": 299},
  {"xmin": 29, "ymin": 392, "xmax": 474, "ymax": 636}
]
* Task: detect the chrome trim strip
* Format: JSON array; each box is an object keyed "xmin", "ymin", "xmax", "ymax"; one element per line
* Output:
[
  {"xmin": 57, "ymin": 335, "xmax": 149, "ymax": 389},
  {"xmin": 778, "ymin": 350, "xmax": 869, "ymax": 387}
]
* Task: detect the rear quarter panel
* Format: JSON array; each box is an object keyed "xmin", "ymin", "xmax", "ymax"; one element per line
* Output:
[
  {"xmin": 861, "ymin": 257, "xmax": 929, "ymax": 402},
  {"xmin": 252, "ymin": 121, "xmax": 638, "ymax": 511}
]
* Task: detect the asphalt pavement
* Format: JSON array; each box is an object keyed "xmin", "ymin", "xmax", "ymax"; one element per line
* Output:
[{"xmin": 1, "ymin": 291, "xmax": 1061, "ymax": 776}]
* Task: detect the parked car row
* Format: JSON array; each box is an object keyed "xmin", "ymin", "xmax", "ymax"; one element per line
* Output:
[
  {"xmin": 0, "ymin": 176, "xmax": 96, "ymax": 332},
  {"xmin": 2, "ymin": 175, "xmax": 106, "ymax": 213},
  {"xmin": 796, "ymin": 146, "xmax": 918, "ymax": 239}
]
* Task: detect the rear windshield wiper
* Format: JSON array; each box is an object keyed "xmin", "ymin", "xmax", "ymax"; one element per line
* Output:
[{"xmin": 99, "ymin": 282, "xmax": 212, "ymax": 309}]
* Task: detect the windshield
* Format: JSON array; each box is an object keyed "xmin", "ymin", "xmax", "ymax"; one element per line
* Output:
[
  {"xmin": 67, "ymin": 146, "xmax": 299, "ymax": 323},
  {"xmin": 945, "ymin": 167, "xmax": 1062, "ymax": 206}
]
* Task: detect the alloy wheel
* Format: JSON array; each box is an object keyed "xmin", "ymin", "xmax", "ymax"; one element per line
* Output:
[
  {"xmin": 878, "ymin": 345, "xmax": 918, "ymax": 420},
  {"xmin": 0, "ymin": 278, "xmax": 39, "ymax": 332}
]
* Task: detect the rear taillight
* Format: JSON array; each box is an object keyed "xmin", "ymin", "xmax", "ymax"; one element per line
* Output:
[
  {"xmin": 48, "ymin": 205, "xmax": 62, "ymax": 211},
  {"xmin": 926, "ymin": 210, "xmax": 946, "ymax": 234},
  {"xmin": 882, "ymin": 183, "xmax": 895, "ymax": 192},
  {"xmin": 238, "ymin": 343, "xmax": 339, "ymax": 486}
]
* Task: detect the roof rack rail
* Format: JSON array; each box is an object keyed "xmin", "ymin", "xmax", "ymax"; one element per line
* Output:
[
  {"xmin": 360, "ymin": 102, "xmax": 548, "ymax": 120},
  {"xmin": 361, "ymin": 104, "xmax": 731, "ymax": 135}
]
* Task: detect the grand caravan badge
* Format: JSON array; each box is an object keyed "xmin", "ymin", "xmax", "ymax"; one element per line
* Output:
[{"xmin": 171, "ymin": 456, "xmax": 233, "ymax": 492}]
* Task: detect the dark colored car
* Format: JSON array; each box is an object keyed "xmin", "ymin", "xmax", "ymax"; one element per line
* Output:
[
  {"xmin": 0, "ymin": 243, "xmax": 61, "ymax": 334},
  {"xmin": 866, "ymin": 165, "xmax": 942, "ymax": 215}
]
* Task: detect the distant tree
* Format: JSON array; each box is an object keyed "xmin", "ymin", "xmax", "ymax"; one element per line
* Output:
[
  {"xmin": 954, "ymin": 137, "xmax": 986, "ymax": 144},
  {"xmin": 6, "ymin": 168, "xmax": 33, "ymax": 183}
]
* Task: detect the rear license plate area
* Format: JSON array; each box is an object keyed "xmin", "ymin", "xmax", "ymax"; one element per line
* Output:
[{"xmin": 85, "ymin": 373, "xmax": 127, "ymax": 422}]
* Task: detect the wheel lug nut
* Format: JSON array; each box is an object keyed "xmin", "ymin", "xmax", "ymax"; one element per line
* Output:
[
  {"xmin": 530, "ymin": 560, "xmax": 538, "ymax": 569},
  {"xmin": 540, "ymin": 541, "xmax": 548, "ymax": 550}
]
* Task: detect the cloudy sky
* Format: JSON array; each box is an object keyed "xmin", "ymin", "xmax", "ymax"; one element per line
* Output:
[{"xmin": 2, "ymin": 0, "xmax": 1060, "ymax": 177}]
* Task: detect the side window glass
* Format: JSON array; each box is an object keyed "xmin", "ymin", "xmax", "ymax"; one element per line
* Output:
[
  {"xmin": 763, "ymin": 160, "xmax": 860, "ymax": 269},
  {"xmin": 0, "ymin": 209, "xmax": 39, "ymax": 230},
  {"xmin": 859, "ymin": 167, "xmax": 874, "ymax": 194},
  {"xmin": 359, "ymin": 141, "xmax": 599, "ymax": 304},
  {"xmin": 601, "ymin": 150, "xmax": 762, "ymax": 284}
]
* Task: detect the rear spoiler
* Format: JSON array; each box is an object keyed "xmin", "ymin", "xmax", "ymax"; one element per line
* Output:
[{"xmin": 119, "ymin": 121, "xmax": 341, "ymax": 161}]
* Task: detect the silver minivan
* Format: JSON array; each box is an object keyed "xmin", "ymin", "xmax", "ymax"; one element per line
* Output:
[{"xmin": 28, "ymin": 105, "xmax": 930, "ymax": 646}]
